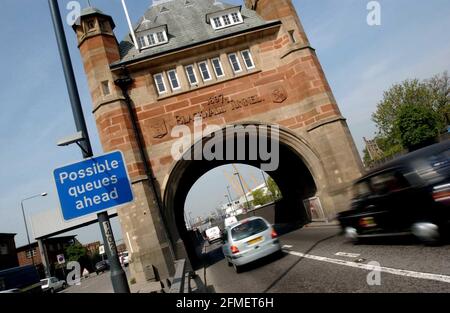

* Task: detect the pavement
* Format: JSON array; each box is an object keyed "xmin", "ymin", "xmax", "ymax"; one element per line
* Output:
[
  {"xmin": 199, "ymin": 225, "xmax": 450, "ymax": 293},
  {"xmin": 60, "ymin": 267, "xmax": 162, "ymax": 293}
]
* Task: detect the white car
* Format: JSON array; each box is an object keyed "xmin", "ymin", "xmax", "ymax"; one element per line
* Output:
[
  {"xmin": 41, "ymin": 277, "xmax": 67, "ymax": 293},
  {"xmin": 120, "ymin": 251, "xmax": 130, "ymax": 267}
]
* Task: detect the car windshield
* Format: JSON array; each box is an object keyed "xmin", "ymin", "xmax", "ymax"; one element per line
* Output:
[{"xmin": 231, "ymin": 219, "xmax": 268, "ymax": 241}]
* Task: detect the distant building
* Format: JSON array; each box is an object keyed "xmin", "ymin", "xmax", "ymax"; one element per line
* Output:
[
  {"xmin": 364, "ymin": 137, "xmax": 384, "ymax": 161},
  {"xmin": 16, "ymin": 236, "xmax": 77, "ymax": 274},
  {"xmin": 84, "ymin": 241, "xmax": 101, "ymax": 256},
  {"xmin": 0, "ymin": 233, "xmax": 18, "ymax": 270}
]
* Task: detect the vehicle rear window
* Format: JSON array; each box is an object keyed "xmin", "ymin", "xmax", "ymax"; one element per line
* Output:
[
  {"xmin": 370, "ymin": 170, "xmax": 410, "ymax": 195},
  {"xmin": 231, "ymin": 219, "xmax": 268, "ymax": 241},
  {"xmin": 353, "ymin": 181, "xmax": 371, "ymax": 198}
]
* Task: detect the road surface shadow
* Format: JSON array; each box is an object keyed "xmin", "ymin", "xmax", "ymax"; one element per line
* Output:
[
  {"xmin": 234, "ymin": 250, "xmax": 287, "ymax": 274},
  {"xmin": 201, "ymin": 244, "xmax": 225, "ymax": 268}
]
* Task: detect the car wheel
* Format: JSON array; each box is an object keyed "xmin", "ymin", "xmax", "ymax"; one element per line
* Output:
[
  {"xmin": 227, "ymin": 259, "xmax": 233, "ymax": 267},
  {"xmin": 412, "ymin": 222, "xmax": 442, "ymax": 246},
  {"xmin": 49, "ymin": 288, "xmax": 55, "ymax": 294},
  {"xmin": 233, "ymin": 263, "xmax": 241, "ymax": 273}
]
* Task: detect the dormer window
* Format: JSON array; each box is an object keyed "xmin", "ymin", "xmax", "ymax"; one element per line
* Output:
[
  {"xmin": 208, "ymin": 9, "xmax": 243, "ymax": 30},
  {"xmin": 137, "ymin": 26, "xmax": 168, "ymax": 50}
]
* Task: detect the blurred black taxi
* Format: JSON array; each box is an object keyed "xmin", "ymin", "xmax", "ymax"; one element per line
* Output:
[{"xmin": 338, "ymin": 140, "xmax": 450, "ymax": 244}]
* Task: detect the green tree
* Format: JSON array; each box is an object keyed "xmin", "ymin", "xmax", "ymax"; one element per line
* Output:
[
  {"xmin": 65, "ymin": 243, "xmax": 88, "ymax": 263},
  {"xmin": 371, "ymin": 72, "xmax": 449, "ymax": 158},
  {"xmin": 426, "ymin": 71, "xmax": 450, "ymax": 126},
  {"xmin": 252, "ymin": 188, "xmax": 271, "ymax": 206},
  {"xmin": 267, "ymin": 177, "xmax": 282, "ymax": 200},
  {"xmin": 396, "ymin": 104, "xmax": 441, "ymax": 150}
]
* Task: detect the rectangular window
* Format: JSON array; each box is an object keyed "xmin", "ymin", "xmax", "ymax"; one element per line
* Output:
[
  {"xmin": 138, "ymin": 36, "xmax": 146, "ymax": 48},
  {"xmin": 223, "ymin": 15, "xmax": 231, "ymax": 26},
  {"xmin": 0, "ymin": 243, "xmax": 8, "ymax": 255},
  {"xmin": 198, "ymin": 61, "xmax": 212, "ymax": 81},
  {"xmin": 288, "ymin": 30, "xmax": 297, "ymax": 43},
  {"xmin": 26, "ymin": 248, "xmax": 37, "ymax": 259},
  {"xmin": 156, "ymin": 31, "xmax": 166, "ymax": 43},
  {"xmin": 101, "ymin": 81, "xmax": 110, "ymax": 96},
  {"xmin": 185, "ymin": 65, "xmax": 198, "ymax": 85},
  {"xmin": 211, "ymin": 58, "xmax": 225, "ymax": 78},
  {"xmin": 147, "ymin": 33, "xmax": 156, "ymax": 45},
  {"xmin": 153, "ymin": 73, "xmax": 167, "ymax": 95},
  {"xmin": 228, "ymin": 53, "xmax": 242, "ymax": 73},
  {"xmin": 213, "ymin": 17, "xmax": 222, "ymax": 28},
  {"xmin": 231, "ymin": 12, "xmax": 241, "ymax": 23},
  {"xmin": 241, "ymin": 50, "xmax": 255, "ymax": 70},
  {"xmin": 167, "ymin": 69, "xmax": 181, "ymax": 91}
]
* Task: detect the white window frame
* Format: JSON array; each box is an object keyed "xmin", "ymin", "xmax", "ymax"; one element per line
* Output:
[
  {"xmin": 137, "ymin": 27, "xmax": 169, "ymax": 50},
  {"xmin": 210, "ymin": 10, "xmax": 243, "ymax": 30},
  {"xmin": 212, "ymin": 17, "xmax": 222, "ymax": 29},
  {"xmin": 147, "ymin": 33, "xmax": 156, "ymax": 46},
  {"xmin": 138, "ymin": 36, "xmax": 146, "ymax": 49},
  {"xmin": 231, "ymin": 12, "xmax": 242, "ymax": 24},
  {"xmin": 198, "ymin": 61, "xmax": 212, "ymax": 82},
  {"xmin": 222, "ymin": 14, "xmax": 231, "ymax": 26},
  {"xmin": 240, "ymin": 49, "xmax": 256, "ymax": 70},
  {"xmin": 156, "ymin": 31, "xmax": 167, "ymax": 43},
  {"xmin": 185, "ymin": 65, "xmax": 198, "ymax": 86},
  {"xmin": 228, "ymin": 53, "xmax": 242, "ymax": 73},
  {"xmin": 211, "ymin": 57, "xmax": 225, "ymax": 78},
  {"xmin": 153, "ymin": 73, "xmax": 168, "ymax": 95},
  {"xmin": 167, "ymin": 69, "xmax": 181, "ymax": 91}
]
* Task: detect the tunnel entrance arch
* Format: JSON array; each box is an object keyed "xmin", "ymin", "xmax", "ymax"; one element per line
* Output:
[{"xmin": 162, "ymin": 123, "xmax": 331, "ymax": 266}]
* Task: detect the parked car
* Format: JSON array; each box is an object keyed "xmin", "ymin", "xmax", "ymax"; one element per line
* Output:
[
  {"xmin": 95, "ymin": 260, "xmax": 110, "ymax": 275},
  {"xmin": 205, "ymin": 226, "xmax": 222, "ymax": 245},
  {"xmin": 338, "ymin": 140, "xmax": 450, "ymax": 244},
  {"xmin": 222, "ymin": 216, "xmax": 281, "ymax": 273},
  {"xmin": 41, "ymin": 277, "xmax": 67, "ymax": 293},
  {"xmin": 0, "ymin": 266, "xmax": 42, "ymax": 294},
  {"xmin": 120, "ymin": 251, "xmax": 129, "ymax": 267}
]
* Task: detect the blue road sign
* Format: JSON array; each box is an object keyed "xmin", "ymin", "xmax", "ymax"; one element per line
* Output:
[{"xmin": 53, "ymin": 151, "xmax": 134, "ymax": 221}]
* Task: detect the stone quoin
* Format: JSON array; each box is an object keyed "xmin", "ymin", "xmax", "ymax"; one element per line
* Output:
[{"xmin": 73, "ymin": 0, "xmax": 363, "ymax": 283}]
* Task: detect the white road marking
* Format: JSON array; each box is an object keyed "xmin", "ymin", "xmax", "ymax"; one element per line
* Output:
[
  {"xmin": 335, "ymin": 252, "xmax": 361, "ymax": 258},
  {"xmin": 284, "ymin": 249, "xmax": 450, "ymax": 284},
  {"xmin": 282, "ymin": 245, "xmax": 293, "ymax": 249}
]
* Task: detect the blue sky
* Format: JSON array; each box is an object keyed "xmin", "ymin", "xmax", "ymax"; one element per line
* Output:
[{"xmin": 0, "ymin": 0, "xmax": 449, "ymax": 247}]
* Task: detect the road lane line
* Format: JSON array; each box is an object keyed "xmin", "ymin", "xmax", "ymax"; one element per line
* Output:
[
  {"xmin": 335, "ymin": 252, "xmax": 361, "ymax": 258},
  {"xmin": 282, "ymin": 245, "xmax": 293, "ymax": 249},
  {"xmin": 284, "ymin": 250, "xmax": 450, "ymax": 284}
]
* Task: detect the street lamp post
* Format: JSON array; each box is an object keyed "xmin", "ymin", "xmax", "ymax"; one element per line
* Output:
[
  {"xmin": 261, "ymin": 170, "xmax": 274, "ymax": 201},
  {"xmin": 189, "ymin": 212, "xmax": 194, "ymax": 228},
  {"xmin": 234, "ymin": 172, "xmax": 251, "ymax": 213},
  {"xmin": 21, "ymin": 193, "xmax": 47, "ymax": 266}
]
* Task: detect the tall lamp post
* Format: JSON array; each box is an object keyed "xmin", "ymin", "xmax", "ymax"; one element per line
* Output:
[
  {"xmin": 234, "ymin": 172, "xmax": 251, "ymax": 213},
  {"xmin": 21, "ymin": 193, "xmax": 47, "ymax": 266}
]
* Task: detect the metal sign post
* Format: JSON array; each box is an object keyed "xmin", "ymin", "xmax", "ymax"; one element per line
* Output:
[
  {"xmin": 98, "ymin": 212, "xmax": 130, "ymax": 293},
  {"xmin": 48, "ymin": 0, "xmax": 130, "ymax": 293}
]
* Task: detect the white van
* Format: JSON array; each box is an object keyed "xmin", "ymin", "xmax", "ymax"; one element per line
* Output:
[
  {"xmin": 224, "ymin": 216, "xmax": 239, "ymax": 228},
  {"xmin": 205, "ymin": 226, "xmax": 222, "ymax": 244}
]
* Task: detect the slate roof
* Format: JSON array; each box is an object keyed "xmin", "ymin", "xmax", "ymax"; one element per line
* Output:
[{"xmin": 110, "ymin": 0, "xmax": 280, "ymax": 68}]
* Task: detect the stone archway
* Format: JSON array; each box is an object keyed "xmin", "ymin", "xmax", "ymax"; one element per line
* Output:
[{"xmin": 162, "ymin": 122, "xmax": 332, "ymax": 266}]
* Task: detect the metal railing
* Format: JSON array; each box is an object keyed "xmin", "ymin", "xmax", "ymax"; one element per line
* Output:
[{"xmin": 169, "ymin": 259, "xmax": 186, "ymax": 293}]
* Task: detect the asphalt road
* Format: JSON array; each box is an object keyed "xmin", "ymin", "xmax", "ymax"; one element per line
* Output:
[
  {"xmin": 61, "ymin": 268, "xmax": 130, "ymax": 293},
  {"xmin": 200, "ymin": 226, "xmax": 450, "ymax": 293}
]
